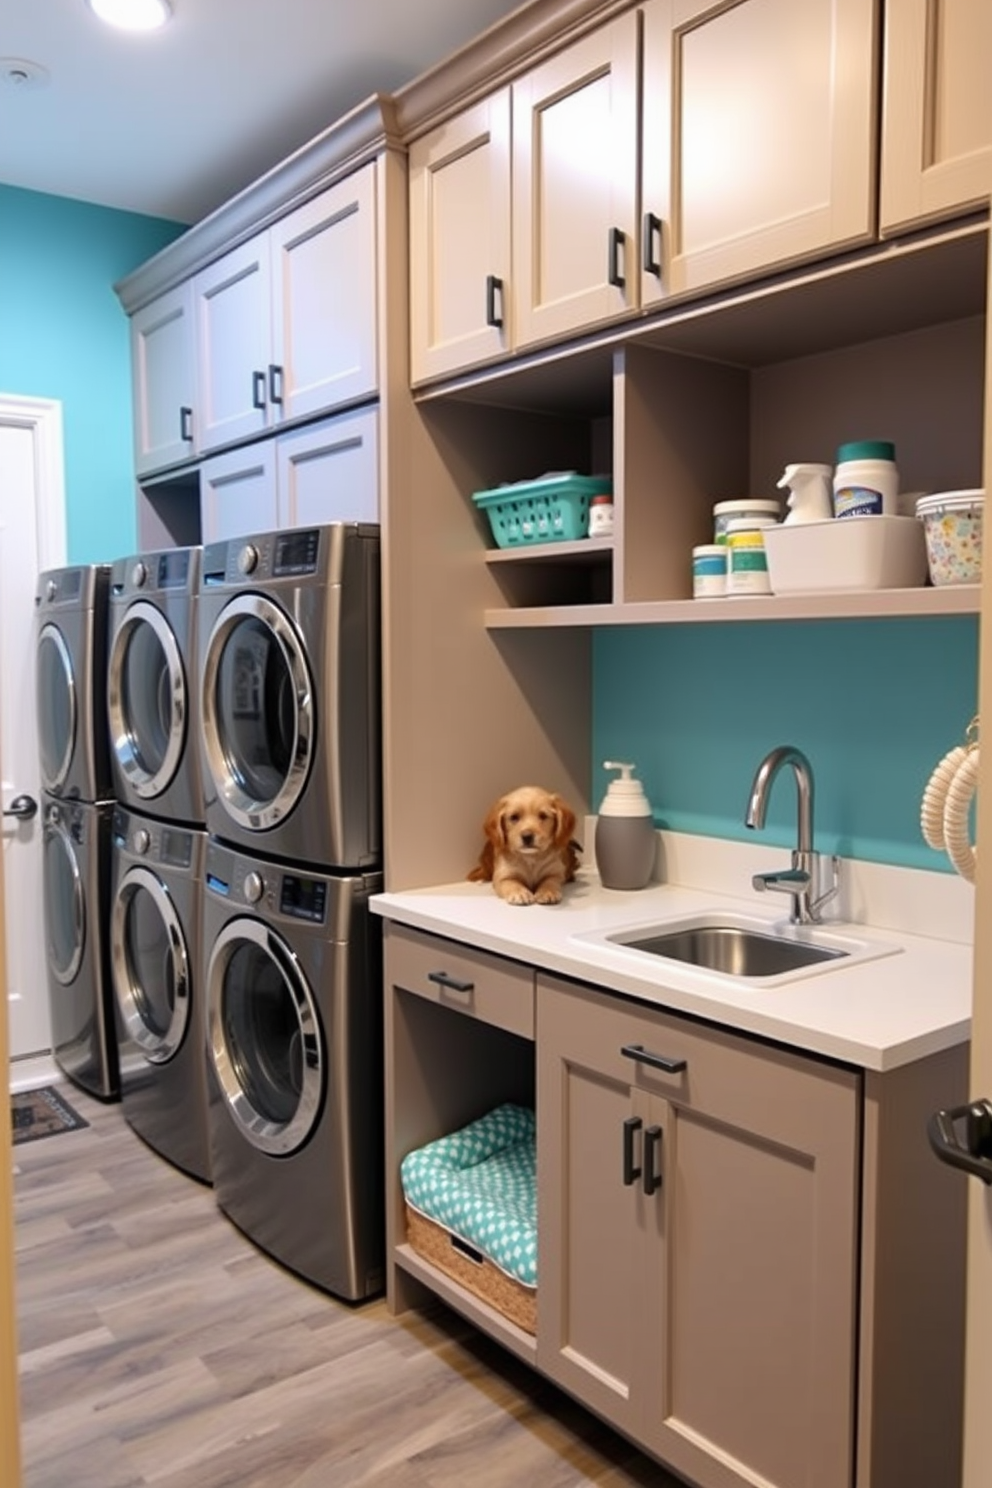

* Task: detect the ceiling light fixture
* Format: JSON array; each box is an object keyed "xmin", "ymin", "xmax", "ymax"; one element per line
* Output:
[{"xmin": 87, "ymin": 0, "xmax": 173, "ymax": 32}]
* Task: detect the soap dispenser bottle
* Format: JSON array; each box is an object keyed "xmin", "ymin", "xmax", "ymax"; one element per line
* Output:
[{"xmin": 595, "ymin": 761, "xmax": 656, "ymax": 890}]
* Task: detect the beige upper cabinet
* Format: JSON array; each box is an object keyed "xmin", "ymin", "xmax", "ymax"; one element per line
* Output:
[
  {"xmin": 409, "ymin": 90, "xmax": 511, "ymax": 383},
  {"xmin": 512, "ymin": 11, "xmax": 640, "ymax": 348},
  {"xmin": 643, "ymin": 0, "xmax": 878, "ymax": 302},
  {"xmin": 130, "ymin": 282, "xmax": 197, "ymax": 477},
  {"xmin": 880, "ymin": 0, "xmax": 992, "ymax": 235}
]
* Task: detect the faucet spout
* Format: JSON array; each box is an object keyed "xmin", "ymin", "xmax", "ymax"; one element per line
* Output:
[{"xmin": 745, "ymin": 745, "xmax": 836, "ymax": 924}]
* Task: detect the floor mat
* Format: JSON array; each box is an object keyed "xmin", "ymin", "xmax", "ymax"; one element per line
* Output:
[{"xmin": 10, "ymin": 1085, "xmax": 89, "ymax": 1145}]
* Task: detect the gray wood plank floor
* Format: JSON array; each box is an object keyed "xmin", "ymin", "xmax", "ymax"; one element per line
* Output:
[{"xmin": 13, "ymin": 1085, "xmax": 684, "ymax": 1488}]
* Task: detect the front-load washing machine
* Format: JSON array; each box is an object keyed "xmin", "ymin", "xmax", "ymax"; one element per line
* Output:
[
  {"xmin": 107, "ymin": 547, "xmax": 204, "ymax": 826},
  {"xmin": 110, "ymin": 805, "xmax": 210, "ymax": 1182},
  {"xmin": 35, "ymin": 564, "xmax": 112, "ymax": 803},
  {"xmin": 202, "ymin": 838, "xmax": 384, "ymax": 1299},
  {"xmin": 198, "ymin": 523, "xmax": 380, "ymax": 871},
  {"xmin": 42, "ymin": 792, "xmax": 118, "ymax": 1097}
]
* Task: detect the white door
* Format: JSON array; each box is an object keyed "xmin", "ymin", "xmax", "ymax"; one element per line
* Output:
[
  {"xmin": 199, "ymin": 441, "xmax": 278, "ymax": 545},
  {"xmin": 276, "ymin": 407, "xmax": 379, "ymax": 528},
  {"xmin": 0, "ymin": 396, "xmax": 67, "ymax": 1059},
  {"xmin": 194, "ymin": 233, "xmax": 272, "ymax": 453}
]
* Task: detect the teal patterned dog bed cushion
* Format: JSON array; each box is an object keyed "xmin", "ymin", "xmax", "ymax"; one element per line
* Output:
[{"xmin": 400, "ymin": 1103, "xmax": 537, "ymax": 1290}]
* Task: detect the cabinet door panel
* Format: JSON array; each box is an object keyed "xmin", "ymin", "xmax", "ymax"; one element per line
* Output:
[
  {"xmin": 649, "ymin": 0, "xmax": 876, "ymax": 298},
  {"xmin": 271, "ymin": 165, "xmax": 378, "ymax": 422},
  {"xmin": 131, "ymin": 283, "xmax": 196, "ymax": 477},
  {"xmin": 276, "ymin": 407, "xmax": 379, "ymax": 529},
  {"xmin": 880, "ymin": 0, "xmax": 992, "ymax": 234},
  {"xmin": 409, "ymin": 90, "xmax": 511, "ymax": 382},
  {"xmin": 199, "ymin": 441, "xmax": 277, "ymax": 544},
  {"xmin": 513, "ymin": 12, "xmax": 638, "ymax": 347},
  {"xmin": 194, "ymin": 236, "xmax": 271, "ymax": 452}
]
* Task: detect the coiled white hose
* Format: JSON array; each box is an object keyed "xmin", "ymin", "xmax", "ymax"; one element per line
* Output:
[
  {"xmin": 942, "ymin": 748, "xmax": 979, "ymax": 884},
  {"xmin": 920, "ymin": 745, "xmax": 968, "ymax": 851}
]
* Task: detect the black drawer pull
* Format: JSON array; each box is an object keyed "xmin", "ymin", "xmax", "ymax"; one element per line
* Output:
[
  {"xmin": 252, "ymin": 369, "xmax": 267, "ymax": 410},
  {"xmin": 485, "ymin": 274, "xmax": 504, "ymax": 329},
  {"xmin": 268, "ymin": 363, "xmax": 284, "ymax": 405},
  {"xmin": 179, "ymin": 405, "xmax": 193, "ymax": 442},
  {"xmin": 427, "ymin": 970, "xmax": 474, "ymax": 994},
  {"xmin": 608, "ymin": 226, "xmax": 625, "ymax": 289},
  {"xmin": 643, "ymin": 1124, "xmax": 663, "ymax": 1195},
  {"xmin": 622, "ymin": 1115, "xmax": 642, "ymax": 1186},
  {"xmin": 928, "ymin": 1098, "xmax": 992, "ymax": 1184},
  {"xmin": 642, "ymin": 212, "xmax": 662, "ymax": 278},
  {"xmin": 621, "ymin": 1043, "xmax": 687, "ymax": 1075}
]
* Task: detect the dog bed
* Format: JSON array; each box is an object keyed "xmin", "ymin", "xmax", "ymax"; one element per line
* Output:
[{"xmin": 400, "ymin": 1103, "xmax": 537, "ymax": 1333}]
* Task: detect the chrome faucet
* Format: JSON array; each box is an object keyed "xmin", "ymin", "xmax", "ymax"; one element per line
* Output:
[{"xmin": 744, "ymin": 745, "xmax": 839, "ymax": 925}]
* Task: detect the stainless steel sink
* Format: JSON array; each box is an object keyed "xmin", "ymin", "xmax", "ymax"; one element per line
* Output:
[{"xmin": 620, "ymin": 924, "xmax": 847, "ymax": 978}]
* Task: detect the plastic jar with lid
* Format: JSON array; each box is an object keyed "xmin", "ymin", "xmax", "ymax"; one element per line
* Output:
[
  {"xmin": 692, "ymin": 543, "xmax": 727, "ymax": 598},
  {"xmin": 713, "ymin": 499, "xmax": 781, "ymax": 543},
  {"xmin": 588, "ymin": 491, "xmax": 614, "ymax": 537},
  {"xmin": 833, "ymin": 440, "xmax": 898, "ymax": 519},
  {"xmin": 725, "ymin": 517, "xmax": 776, "ymax": 595}
]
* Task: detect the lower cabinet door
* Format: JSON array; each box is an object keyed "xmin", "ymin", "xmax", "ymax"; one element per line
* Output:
[{"xmin": 537, "ymin": 975, "xmax": 860, "ymax": 1488}]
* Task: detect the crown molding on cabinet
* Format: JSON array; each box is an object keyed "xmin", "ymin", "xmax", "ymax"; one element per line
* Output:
[{"xmin": 115, "ymin": 93, "xmax": 402, "ymax": 313}]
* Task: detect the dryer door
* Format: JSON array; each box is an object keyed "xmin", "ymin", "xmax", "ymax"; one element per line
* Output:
[
  {"xmin": 200, "ymin": 594, "xmax": 314, "ymax": 832},
  {"xmin": 42, "ymin": 804, "xmax": 84, "ymax": 984},
  {"xmin": 37, "ymin": 623, "xmax": 76, "ymax": 793},
  {"xmin": 111, "ymin": 864, "xmax": 190, "ymax": 1064},
  {"xmin": 206, "ymin": 916, "xmax": 323, "ymax": 1155},
  {"xmin": 108, "ymin": 602, "xmax": 187, "ymax": 800}
]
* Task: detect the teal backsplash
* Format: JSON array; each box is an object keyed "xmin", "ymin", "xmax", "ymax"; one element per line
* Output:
[{"xmin": 593, "ymin": 617, "xmax": 979, "ymax": 873}]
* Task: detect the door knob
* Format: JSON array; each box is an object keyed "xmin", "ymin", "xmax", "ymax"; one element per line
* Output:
[
  {"xmin": 3, "ymin": 793, "xmax": 38, "ymax": 822},
  {"xmin": 928, "ymin": 1097, "xmax": 992, "ymax": 1183}
]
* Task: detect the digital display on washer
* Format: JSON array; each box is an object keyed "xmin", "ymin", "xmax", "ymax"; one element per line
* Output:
[
  {"xmin": 160, "ymin": 829, "xmax": 192, "ymax": 869},
  {"xmin": 157, "ymin": 549, "xmax": 190, "ymax": 588},
  {"xmin": 273, "ymin": 529, "xmax": 319, "ymax": 577},
  {"xmin": 280, "ymin": 875, "xmax": 327, "ymax": 922}
]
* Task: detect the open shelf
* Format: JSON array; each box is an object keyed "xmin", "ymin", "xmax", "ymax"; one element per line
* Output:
[{"xmin": 394, "ymin": 1243, "xmax": 538, "ymax": 1365}]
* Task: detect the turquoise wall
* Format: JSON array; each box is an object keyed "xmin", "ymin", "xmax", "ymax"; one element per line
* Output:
[
  {"xmin": 594, "ymin": 616, "xmax": 979, "ymax": 873},
  {"xmin": 0, "ymin": 186, "xmax": 186, "ymax": 564}
]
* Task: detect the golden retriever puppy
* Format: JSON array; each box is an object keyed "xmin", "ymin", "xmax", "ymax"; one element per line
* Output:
[{"xmin": 468, "ymin": 785, "xmax": 580, "ymax": 905}]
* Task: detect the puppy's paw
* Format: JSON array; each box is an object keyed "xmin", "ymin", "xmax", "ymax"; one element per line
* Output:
[
  {"xmin": 533, "ymin": 880, "xmax": 564, "ymax": 905},
  {"xmin": 497, "ymin": 881, "xmax": 536, "ymax": 906}
]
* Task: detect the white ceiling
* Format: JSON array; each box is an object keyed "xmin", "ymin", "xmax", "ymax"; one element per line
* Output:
[{"xmin": 0, "ymin": 0, "xmax": 526, "ymax": 225}]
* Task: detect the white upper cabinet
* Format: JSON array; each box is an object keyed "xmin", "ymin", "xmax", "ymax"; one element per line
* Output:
[
  {"xmin": 130, "ymin": 282, "xmax": 197, "ymax": 477},
  {"xmin": 199, "ymin": 438, "xmax": 278, "ymax": 545},
  {"xmin": 644, "ymin": 0, "xmax": 878, "ymax": 303},
  {"xmin": 880, "ymin": 0, "xmax": 992, "ymax": 235},
  {"xmin": 194, "ymin": 163, "xmax": 378, "ymax": 456},
  {"xmin": 409, "ymin": 90, "xmax": 512, "ymax": 383},
  {"xmin": 512, "ymin": 11, "xmax": 639, "ymax": 348}
]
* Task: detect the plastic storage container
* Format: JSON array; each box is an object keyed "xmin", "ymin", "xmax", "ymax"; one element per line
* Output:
[
  {"xmin": 713, "ymin": 499, "xmax": 781, "ymax": 543},
  {"xmin": 763, "ymin": 515, "xmax": 928, "ymax": 594},
  {"xmin": 833, "ymin": 440, "xmax": 898, "ymax": 519},
  {"xmin": 692, "ymin": 543, "xmax": 727, "ymax": 598},
  {"xmin": 916, "ymin": 490, "xmax": 984, "ymax": 586},
  {"xmin": 725, "ymin": 517, "xmax": 776, "ymax": 595},
  {"xmin": 595, "ymin": 761, "xmax": 656, "ymax": 890},
  {"xmin": 472, "ymin": 473, "xmax": 612, "ymax": 548}
]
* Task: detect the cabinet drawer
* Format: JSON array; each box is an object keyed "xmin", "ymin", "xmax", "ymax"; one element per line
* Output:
[{"xmin": 386, "ymin": 924, "xmax": 534, "ymax": 1040}]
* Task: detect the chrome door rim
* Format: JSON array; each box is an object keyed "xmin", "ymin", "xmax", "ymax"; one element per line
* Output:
[
  {"xmin": 107, "ymin": 602, "xmax": 187, "ymax": 800},
  {"xmin": 111, "ymin": 864, "xmax": 190, "ymax": 1064},
  {"xmin": 206, "ymin": 916, "xmax": 323, "ymax": 1156},
  {"xmin": 44, "ymin": 813, "xmax": 84, "ymax": 985},
  {"xmin": 38, "ymin": 623, "xmax": 76, "ymax": 792},
  {"xmin": 200, "ymin": 594, "xmax": 313, "ymax": 831}
]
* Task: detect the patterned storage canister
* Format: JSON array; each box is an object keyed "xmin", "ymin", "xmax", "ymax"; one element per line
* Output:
[{"xmin": 400, "ymin": 1103, "xmax": 537, "ymax": 1332}]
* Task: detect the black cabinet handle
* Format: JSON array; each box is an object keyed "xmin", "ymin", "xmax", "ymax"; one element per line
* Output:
[
  {"xmin": 485, "ymin": 274, "xmax": 504, "ymax": 329},
  {"xmin": 427, "ymin": 969, "xmax": 474, "ymax": 994},
  {"xmin": 608, "ymin": 227, "xmax": 625, "ymax": 289},
  {"xmin": 622, "ymin": 1115, "xmax": 642, "ymax": 1186},
  {"xmin": 3, "ymin": 793, "xmax": 37, "ymax": 822},
  {"xmin": 928, "ymin": 1098, "xmax": 992, "ymax": 1184},
  {"xmin": 179, "ymin": 405, "xmax": 193, "ymax": 442},
  {"xmin": 643, "ymin": 1124, "xmax": 663, "ymax": 1195},
  {"xmin": 621, "ymin": 1043, "xmax": 687, "ymax": 1075},
  {"xmin": 642, "ymin": 212, "xmax": 662, "ymax": 279},
  {"xmin": 268, "ymin": 364, "xmax": 284, "ymax": 405},
  {"xmin": 252, "ymin": 370, "xmax": 267, "ymax": 410}
]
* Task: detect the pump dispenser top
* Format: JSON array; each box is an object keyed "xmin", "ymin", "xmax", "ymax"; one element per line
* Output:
[
  {"xmin": 777, "ymin": 463, "xmax": 833, "ymax": 524},
  {"xmin": 595, "ymin": 761, "xmax": 656, "ymax": 889}
]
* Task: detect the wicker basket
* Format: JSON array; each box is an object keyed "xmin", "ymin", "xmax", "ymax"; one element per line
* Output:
[{"xmin": 405, "ymin": 1202, "xmax": 537, "ymax": 1334}]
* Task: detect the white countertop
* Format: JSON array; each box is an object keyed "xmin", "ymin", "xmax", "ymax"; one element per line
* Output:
[{"xmin": 371, "ymin": 839, "xmax": 973, "ymax": 1072}]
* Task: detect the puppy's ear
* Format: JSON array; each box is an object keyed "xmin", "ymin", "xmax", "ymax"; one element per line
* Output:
[
  {"xmin": 551, "ymin": 795, "xmax": 576, "ymax": 848},
  {"xmin": 483, "ymin": 797, "xmax": 509, "ymax": 849},
  {"xmin": 467, "ymin": 839, "xmax": 495, "ymax": 883}
]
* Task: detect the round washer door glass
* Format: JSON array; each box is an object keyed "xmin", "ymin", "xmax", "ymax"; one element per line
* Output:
[
  {"xmin": 201, "ymin": 595, "xmax": 313, "ymax": 832},
  {"xmin": 111, "ymin": 867, "xmax": 190, "ymax": 1064},
  {"xmin": 37, "ymin": 624, "xmax": 76, "ymax": 791},
  {"xmin": 108, "ymin": 604, "xmax": 186, "ymax": 799},
  {"xmin": 207, "ymin": 918, "xmax": 323, "ymax": 1156},
  {"xmin": 43, "ymin": 813, "xmax": 84, "ymax": 985}
]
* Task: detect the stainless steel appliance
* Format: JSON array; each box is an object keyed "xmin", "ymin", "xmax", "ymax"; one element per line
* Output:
[
  {"xmin": 197, "ymin": 524, "xmax": 380, "ymax": 871},
  {"xmin": 107, "ymin": 547, "xmax": 204, "ymax": 826},
  {"xmin": 35, "ymin": 564, "xmax": 112, "ymax": 803},
  {"xmin": 202, "ymin": 839, "xmax": 384, "ymax": 1299},
  {"xmin": 110, "ymin": 806, "xmax": 209, "ymax": 1181},
  {"xmin": 42, "ymin": 793, "xmax": 118, "ymax": 1097}
]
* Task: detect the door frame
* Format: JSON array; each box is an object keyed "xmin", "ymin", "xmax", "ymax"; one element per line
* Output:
[{"xmin": 0, "ymin": 394, "xmax": 67, "ymax": 568}]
